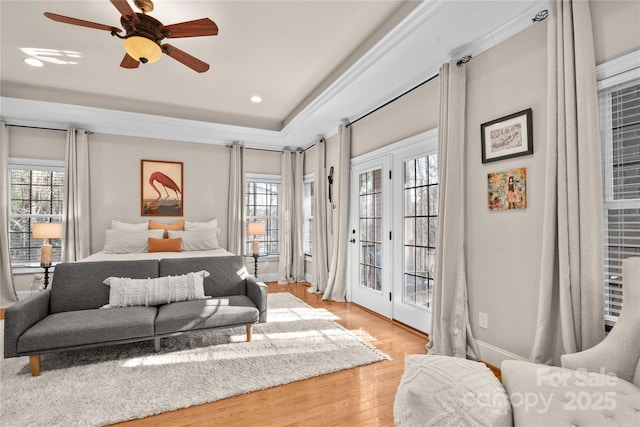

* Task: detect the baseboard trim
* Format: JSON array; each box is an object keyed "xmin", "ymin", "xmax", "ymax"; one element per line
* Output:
[
  {"xmin": 256, "ymin": 273, "xmax": 278, "ymax": 282},
  {"xmin": 475, "ymin": 339, "xmax": 528, "ymax": 368}
]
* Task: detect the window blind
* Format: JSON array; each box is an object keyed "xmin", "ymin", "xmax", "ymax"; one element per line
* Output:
[
  {"xmin": 600, "ymin": 78, "xmax": 640, "ymax": 322},
  {"xmin": 304, "ymin": 180, "xmax": 314, "ymax": 256}
]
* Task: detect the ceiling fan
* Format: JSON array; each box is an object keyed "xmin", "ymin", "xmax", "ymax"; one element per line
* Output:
[{"xmin": 44, "ymin": 0, "xmax": 218, "ymax": 73}]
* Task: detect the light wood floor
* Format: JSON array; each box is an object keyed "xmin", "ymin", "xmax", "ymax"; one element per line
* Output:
[{"xmin": 110, "ymin": 282, "xmax": 429, "ymax": 427}]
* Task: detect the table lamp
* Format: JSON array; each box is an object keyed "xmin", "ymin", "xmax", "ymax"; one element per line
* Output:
[
  {"xmin": 32, "ymin": 222, "xmax": 62, "ymax": 289},
  {"xmin": 247, "ymin": 222, "xmax": 265, "ymax": 256}
]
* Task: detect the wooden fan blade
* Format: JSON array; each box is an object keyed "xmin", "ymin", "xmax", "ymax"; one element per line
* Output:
[
  {"xmin": 120, "ymin": 53, "xmax": 140, "ymax": 69},
  {"xmin": 110, "ymin": 0, "xmax": 140, "ymax": 24},
  {"xmin": 162, "ymin": 18, "xmax": 218, "ymax": 38},
  {"xmin": 44, "ymin": 12, "xmax": 121, "ymax": 33},
  {"xmin": 162, "ymin": 44, "xmax": 209, "ymax": 73}
]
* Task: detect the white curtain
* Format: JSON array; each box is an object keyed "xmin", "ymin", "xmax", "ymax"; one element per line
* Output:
[
  {"xmin": 293, "ymin": 151, "xmax": 305, "ymax": 280},
  {"xmin": 278, "ymin": 150, "xmax": 305, "ymax": 283},
  {"xmin": 227, "ymin": 143, "xmax": 246, "ymax": 255},
  {"xmin": 427, "ymin": 63, "xmax": 480, "ymax": 360},
  {"xmin": 62, "ymin": 128, "xmax": 91, "ymax": 262},
  {"xmin": 530, "ymin": 0, "xmax": 604, "ymax": 365},
  {"xmin": 309, "ymin": 139, "xmax": 329, "ymax": 293},
  {"xmin": 1, "ymin": 122, "xmax": 17, "ymax": 307},
  {"xmin": 323, "ymin": 123, "xmax": 351, "ymax": 302}
]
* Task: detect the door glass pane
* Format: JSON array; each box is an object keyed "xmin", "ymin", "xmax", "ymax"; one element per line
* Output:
[
  {"xmin": 359, "ymin": 168, "xmax": 383, "ymax": 293},
  {"xmin": 403, "ymin": 155, "xmax": 438, "ymax": 307}
]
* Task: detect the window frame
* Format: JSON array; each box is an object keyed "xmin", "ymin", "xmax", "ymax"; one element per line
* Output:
[
  {"xmin": 8, "ymin": 157, "xmax": 65, "ymax": 270},
  {"xmin": 245, "ymin": 173, "xmax": 281, "ymax": 258},
  {"xmin": 303, "ymin": 173, "xmax": 314, "ymax": 258},
  {"xmin": 597, "ymin": 50, "xmax": 640, "ymax": 328}
]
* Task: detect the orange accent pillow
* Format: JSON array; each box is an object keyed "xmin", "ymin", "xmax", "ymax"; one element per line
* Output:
[
  {"xmin": 149, "ymin": 220, "xmax": 185, "ymax": 238},
  {"xmin": 148, "ymin": 237, "xmax": 182, "ymax": 253}
]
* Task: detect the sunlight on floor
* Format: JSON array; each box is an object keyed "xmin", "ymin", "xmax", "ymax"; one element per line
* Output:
[
  {"xmin": 267, "ymin": 307, "xmax": 339, "ymax": 322},
  {"xmin": 121, "ymin": 328, "xmax": 358, "ymax": 368},
  {"xmin": 349, "ymin": 328, "xmax": 378, "ymax": 343}
]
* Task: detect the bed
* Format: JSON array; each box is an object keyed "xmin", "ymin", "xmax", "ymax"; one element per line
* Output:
[{"xmin": 79, "ymin": 219, "xmax": 236, "ymax": 262}]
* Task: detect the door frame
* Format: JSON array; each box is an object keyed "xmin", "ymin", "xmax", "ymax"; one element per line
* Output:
[{"xmin": 348, "ymin": 129, "xmax": 438, "ymax": 330}]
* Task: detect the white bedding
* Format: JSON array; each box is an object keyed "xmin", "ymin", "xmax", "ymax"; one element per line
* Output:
[{"xmin": 78, "ymin": 248, "xmax": 235, "ymax": 262}]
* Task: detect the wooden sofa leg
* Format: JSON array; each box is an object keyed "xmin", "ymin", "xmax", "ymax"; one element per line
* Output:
[
  {"xmin": 246, "ymin": 325, "xmax": 253, "ymax": 342},
  {"xmin": 154, "ymin": 337, "xmax": 161, "ymax": 352},
  {"xmin": 29, "ymin": 355, "xmax": 41, "ymax": 377}
]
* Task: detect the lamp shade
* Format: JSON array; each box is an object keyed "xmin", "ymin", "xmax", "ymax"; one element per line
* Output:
[
  {"xmin": 32, "ymin": 223, "xmax": 62, "ymax": 240},
  {"xmin": 247, "ymin": 222, "xmax": 265, "ymax": 236},
  {"xmin": 124, "ymin": 36, "xmax": 162, "ymax": 64}
]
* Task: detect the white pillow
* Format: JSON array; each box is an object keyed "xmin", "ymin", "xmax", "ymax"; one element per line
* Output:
[
  {"xmin": 103, "ymin": 229, "xmax": 164, "ymax": 253},
  {"xmin": 168, "ymin": 230, "xmax": 220, "ymax": 251},
  {"xmin": 102, "ymin": 270, "xmax": 210, "ymax": 308},
  {"xmin": 184, "ymin": 218, "xmax": 218, "ymax": 231},
  {"xmin": 110, "ymin": 220, "xmax": 148, "ymax": 231}
]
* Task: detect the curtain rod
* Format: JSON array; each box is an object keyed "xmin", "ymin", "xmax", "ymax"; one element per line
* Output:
[
  {"xmin": 347, "ymin": 72, "xmax": 440, "ymax": 128},
  {"xmin": 227, "ymin": 145, "xmax": 307, "ymax": 154},
  {"xmin": 6, "ymin": 124, "xmax": 93, "ymax": 134}
]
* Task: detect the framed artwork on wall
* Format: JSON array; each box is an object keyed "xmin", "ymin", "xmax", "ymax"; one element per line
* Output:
[
  {"xmin": 487, "ymin": 167, "xmax": 526, "ymax": 211},
  {"xmin": 481, "ymin": 108, "xmax": 533, "ymax": 163},
  {"xmin": 141, "ymin": 159, "xmax": 183, "ymax": 216}
]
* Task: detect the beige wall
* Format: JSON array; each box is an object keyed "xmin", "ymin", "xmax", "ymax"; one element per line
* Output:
[
  {"xmin": 9, "ymin": 131, "xmax": 282, "ymax": 291},
  {"xmin": 319, "ymin": 0, "xmax": 638, "ymax": 362},
  {"xmin": 465, "ymin": 20, "xmax": 547, "ymax": 359},
  {"xmin": 88, "ymin": 134, "xmax": 232, "ymax": 253},
  {"xmin": 591, "ymin": 0, "xmax": 640, "ymax": 64}
]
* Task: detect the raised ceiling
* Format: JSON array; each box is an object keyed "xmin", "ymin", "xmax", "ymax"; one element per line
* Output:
[{"xmin": 0, "ymin": 0, "xmax": 545, "ymax": 149}]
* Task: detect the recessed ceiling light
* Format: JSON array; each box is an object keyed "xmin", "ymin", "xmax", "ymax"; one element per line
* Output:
[
  {"xmin": 24, "ymin": 57, "xmax": 44, "ymax": 67},
  {"xmin": 250, "ymin": 95, "xmax": 262, "ymax": 103}
]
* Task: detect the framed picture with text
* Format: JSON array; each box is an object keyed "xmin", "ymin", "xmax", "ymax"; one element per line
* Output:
[{"xmin": 481, "ymin": 108, "xmax": 533, "ymax": 163}]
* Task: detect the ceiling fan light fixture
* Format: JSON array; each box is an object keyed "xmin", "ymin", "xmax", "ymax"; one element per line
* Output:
[{"xmin": 124, "ymin": 36, "xmax": 162, "ymax": 64}]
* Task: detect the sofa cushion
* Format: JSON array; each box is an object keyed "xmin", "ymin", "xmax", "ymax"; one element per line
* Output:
[
  {"xmin": 50, "ymin": 260, "xmax": 160, "ymax": 313},
  {"xmin": 102, "ymin": 271, "xmax": 210, "ymax": 308},
  {"xmin": 17, "ymin": 306, "xmax": 157, "ymax": 354},
  {"xmin": 155, "ymin": 295, "xmax": 259, "ymax": 335},
  {"xmin": 160, "ymin": 256, "xmax": 247, "ymax": 297},
  {"xmin": 502, "ymin": 360, "xmax": 640, "ymax": 427}
]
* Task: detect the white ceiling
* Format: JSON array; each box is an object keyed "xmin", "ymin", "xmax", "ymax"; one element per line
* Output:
[{"xmin": 0, "ymin": 0, "xmax": 546, "ymax": 150}]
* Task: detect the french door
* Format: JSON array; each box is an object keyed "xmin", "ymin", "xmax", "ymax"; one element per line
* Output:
[
  {"xmin": 349, "ymin": 156, "xmax": 392, "ymax": 318},
  {"xmin": 349, "ymin": 131, "xmax": 437, "ymax": 332}
]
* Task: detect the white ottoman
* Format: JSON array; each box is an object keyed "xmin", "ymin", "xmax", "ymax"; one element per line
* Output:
[{"xmin": 394, "ymin": 355, "xmax": 513, "ymax": 427}]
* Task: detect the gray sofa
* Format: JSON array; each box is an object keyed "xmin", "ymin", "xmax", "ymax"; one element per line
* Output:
[{"xmin": 4, "ymin": 256, "xmax": 267, "ymax": 376}]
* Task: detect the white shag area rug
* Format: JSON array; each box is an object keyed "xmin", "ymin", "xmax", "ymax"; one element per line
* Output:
[{"xmin": 0, "ymin": 292, "xmax": 391, "ymax": 427}]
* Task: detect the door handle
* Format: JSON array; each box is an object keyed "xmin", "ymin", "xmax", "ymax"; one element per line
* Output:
[{"xmin": 349, "ymin": 238, "xmax": 356, "ymax": 243}]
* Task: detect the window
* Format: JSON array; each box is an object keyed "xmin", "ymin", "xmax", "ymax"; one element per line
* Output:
[
  {"xmin": 245, "ymin": 174, "xmax": 280, "ymax": 256},
  {"xmin": 304, "ymin": 174, "xmax": 314, "ymax": 257},
  {"xmin": 598, "ymin": 52, "xmax": 640, "ymax": 326},
  {"xmin": 9, "ymin": 159, "xmax": 65, "ymax": 267},
  {"xmin": 403, "ymin": 154, "xmax": 438, "ymax": 307}
]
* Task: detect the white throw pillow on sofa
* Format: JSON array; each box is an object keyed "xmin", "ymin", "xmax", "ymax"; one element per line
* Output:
[
  {"xmin": 103, "ymin": 229, "xmax": 164, "ymax": 253},
  {"xmin": 102, "ymin": 270, "xmax": 210, "ymax": 308}
]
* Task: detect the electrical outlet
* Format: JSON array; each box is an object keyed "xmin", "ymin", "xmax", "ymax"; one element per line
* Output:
[{"xmin": 479, "ymin": 312, "xmax": 488, "ymax": 329}]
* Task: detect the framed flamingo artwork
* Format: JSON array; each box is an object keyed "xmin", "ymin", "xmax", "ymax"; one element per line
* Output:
[{"xmin": 141, "ymin": 159, "xmax": 183, "ymax": 216}]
